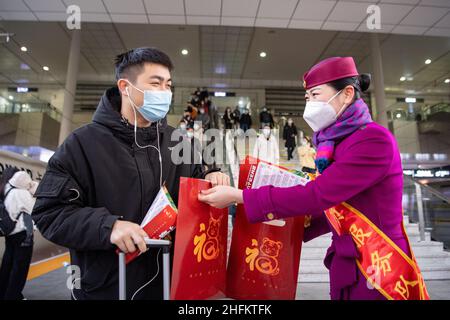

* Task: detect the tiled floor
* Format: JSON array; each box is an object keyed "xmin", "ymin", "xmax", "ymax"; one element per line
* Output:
[
  {"xmin": 22, "ymin": 267, "xmax": 450, "ymax": 300},
  {"xmin": 296, "ymin": 281, "xmax": 450, "ymax": 300}
]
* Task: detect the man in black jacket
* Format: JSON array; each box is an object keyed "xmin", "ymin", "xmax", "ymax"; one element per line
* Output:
[
  {"xmin": 31, "ymin": 47, "xmax": 229, "ymax": 300},
  {"xmin": 239, "ymin": 109, "xmax": 252, "ymax": 132},
  {"xmin": 259, "ymin": 106, "xmax": 274, "ymax": 128}
]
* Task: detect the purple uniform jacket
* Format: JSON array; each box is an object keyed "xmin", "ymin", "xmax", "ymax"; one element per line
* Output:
[{"xmin": 243, "ymin": 122, "xmax": 410, "ymax": 300}]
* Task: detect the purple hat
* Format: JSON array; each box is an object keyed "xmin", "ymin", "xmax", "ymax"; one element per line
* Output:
[{"xmin": 303, "ymin": 57, "xmax": 359, "ymax": 90}]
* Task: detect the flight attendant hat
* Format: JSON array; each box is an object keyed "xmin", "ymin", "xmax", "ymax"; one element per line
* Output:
[{"xmin": 303, "ymin": 57, "xmax": 359, "ymax": 90}]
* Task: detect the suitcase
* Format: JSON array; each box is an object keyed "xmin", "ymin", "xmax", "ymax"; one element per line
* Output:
[{"xmin": 118, "ymin": 238, "xmax": 172, "ymax": 300}]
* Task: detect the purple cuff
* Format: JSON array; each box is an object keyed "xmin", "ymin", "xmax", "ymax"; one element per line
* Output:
[{"xmin": 242, "ymin": 186, "xmax": 276, "ymax": 223}]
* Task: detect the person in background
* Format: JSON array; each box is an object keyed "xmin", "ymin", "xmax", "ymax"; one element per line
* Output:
[
  {"xmin": 259, "ymin": 106, "xmax": 274, "ymax": 128},
  {"xmin": 232, "ymin": 106, "xmax": 241, "ymax": 130},
  {"xmin": 182, "ymin": 109, "xmax": 194, "ymax": 129},
  {"xmin": 199, "ymin": 99, "xmax": 209, "ymax": 115},
  {"xmin": 204, "ymin": 96, "xmax": 212, "ymax": 113},
  {"xmin": 178, "ymin": 120, "xmax": 187, "ymax": 135},
  {"xmin": 223, "ymin": 107, "xmax": 234, "ymax": 130},
  {"xmin": 186, "ymin": 127, "xmax": 194, "ymax": 140},
  {"xmin": 199, "ymin": 87, "xmax": 209, "ymax": 102},
  {"xmin": 186, "ymin": 104, "xmax": 198, "ymax": 120},
  {"xmin": 298, "ymin": 136, "xmax": 316, "ymax": 173},
  {"xmin": 186, "ymin": 127, "xmax": 202, "ymax": 165},
  {"xmin": 193, "ymin": 87, "xmax": 201, "ymax": 99},
  {"xmin": 239, "ymin": 109, "xmax": 252, "ymax": 132},
  {"xmin": 208, "ymin": 98, "xmax": 219, "ymax": 129},
  {"xmin": 196, "ymin": 106, "xmax": 210, "ymax": 131},
  {"xmin": 189, "ymin": 95, "xmax": 199, "ymax": 107},
  {"xmin": 252, "ymin": 125, "xmax": 279, "ymax": 165},
  {"xmin": 283, "ymin": 118, "xmax": 298, "ymax": 161},
  {"xmin": 193, "ymin": 121, "xmax": 204, "ymax": 146},
  {"xmin": 0, "ymin": 168, "xmax": 38, "ymax": 300}
]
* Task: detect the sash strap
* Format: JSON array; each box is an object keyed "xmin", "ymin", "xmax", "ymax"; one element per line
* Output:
[{"xmin": 324, "ymin": 202, "xmax": 430, "ymax": 300}]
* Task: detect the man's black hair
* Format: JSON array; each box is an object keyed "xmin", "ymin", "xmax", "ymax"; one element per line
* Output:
[{"xmin": 114, "ymin": 47, "xmax": 173, "ymax": 81}]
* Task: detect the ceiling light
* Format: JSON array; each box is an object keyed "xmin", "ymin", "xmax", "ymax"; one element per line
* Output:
[
  {"xmin": 215, "ymin": 65, "xmax": 226, "ymax": 74},
  {"xmin": 405, "ymin": 97, "xmax": 416, "ymax": 103},
  {"xmin": 181, "ymin": 49, "xmax": 188, "ymax": 55},
  {"xmin": 445, "ymin": 79, "xmax": 450, "ymax": 84},
  {"xmin": 20, "ymin": 46, "xmax": 27, "ymax": 52},
  {"xmin": 396, "ymin": 113, "xmax": 402, "ymax": 119},
  {"xmin": 8, "ymin": 95, "xmax": 13, "ymax": 100},
  {"xmin": 42, "ymin": 66, "xmax": 49, "ymax": 71},
  {"xmin": 17, "ymin": 87, "xmax": 29, "ymax": 93},
  {"xmin": 259, "ymin": 51, "xmax": 267, "ymax": 58},
  {"xmin": 425, "ymin": 59, "xmax": 431, "ymax": 65},
  {"xmin": 406, "ymin": 76, "xmax": 414, "ymax": 81},
  {"xmin": 400, "ymin": 76, "xmax": 406, "ymax": 82}
]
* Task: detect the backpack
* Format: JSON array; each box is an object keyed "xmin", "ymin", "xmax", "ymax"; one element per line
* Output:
[{"xmin": 0, "ymin": 186, "xmax": 18, "ymax": 237}]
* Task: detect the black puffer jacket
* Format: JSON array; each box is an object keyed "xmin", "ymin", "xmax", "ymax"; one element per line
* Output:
[
  {"xmin": 283, "ymin": 124, "xmax": 298, "ymax": 148},
  {"xmin": 32, "ymin": 87, "xmax": 218, "ymax": 300}
]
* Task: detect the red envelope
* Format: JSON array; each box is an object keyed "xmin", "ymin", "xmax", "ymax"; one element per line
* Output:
[
  {"xmin": 226, "ymin": 156, "xmax": 306, "ymax": 300},
  {"xmin": 170, "ymin": 177, "xmax": 228, "ymax": 300},
  {"xmin": 116, "ymin": 186, "xmax": 177, "ymax": 264}
]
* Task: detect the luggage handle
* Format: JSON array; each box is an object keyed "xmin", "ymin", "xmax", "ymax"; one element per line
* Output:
[{"xmin": 118, "ymin": 238, "xmax": 171, "ymax": 300}]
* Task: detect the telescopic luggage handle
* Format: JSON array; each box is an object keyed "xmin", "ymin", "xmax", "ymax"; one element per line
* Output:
[{"xmin": 118, "ymin": 238, "xmax": 171, "ymax": 300}]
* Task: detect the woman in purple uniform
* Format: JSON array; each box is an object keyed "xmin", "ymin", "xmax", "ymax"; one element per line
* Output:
[{"xmin": 198, "ymin": 57, "xmax": 429, "ymax": 300}]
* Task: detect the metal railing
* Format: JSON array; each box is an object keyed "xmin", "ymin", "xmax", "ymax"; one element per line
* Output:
[
  {"xmin": 423, "ymin": 103, "xmax": 450, "ymax": 119},
  {"xmin": 387, "ymin": 102, "xmax": 450, "ymax": 122},
  {"xmin": 0, "ymin": 101, "xmax": 62, "ymax": 122},
  {"xmin": 403, "ymin": 175, "xmax": 450, "ymax": 248}
]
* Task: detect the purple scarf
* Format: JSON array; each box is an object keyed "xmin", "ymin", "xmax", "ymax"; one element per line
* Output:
[{"xmin": 313, "ymin": 98, "xmax": 373, "ymax": 173}]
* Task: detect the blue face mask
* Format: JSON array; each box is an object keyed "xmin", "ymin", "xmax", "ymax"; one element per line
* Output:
[{"xmin": 126, "ymin": 81, "xmax": 172, "ymax": 122}]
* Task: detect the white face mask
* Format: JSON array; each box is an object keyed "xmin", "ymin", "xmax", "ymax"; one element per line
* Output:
[
  {"xmin": 303, "ymin": 90, "xmax": 345, "ymax": 132},
  {"xmin": 262, "ymin": 128, "xmax": 271, "ymax": 138},
  {"xmin": 187, "ymin": 131, "xmax": 194, "ymax": 138}
]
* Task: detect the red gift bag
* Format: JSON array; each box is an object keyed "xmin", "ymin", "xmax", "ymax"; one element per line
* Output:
[
  {"xmin": 170, "ymin": 177, "xmax": 228, "ymax": 300},
  {"xmin": 226, "ymin": 156, "xmax": 307, "ymax": 300}
]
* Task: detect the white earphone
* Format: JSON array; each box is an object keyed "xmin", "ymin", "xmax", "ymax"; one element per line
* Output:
[{"xmin": 126, "ymin": 86, "xmax": 163, "ymax": 187}]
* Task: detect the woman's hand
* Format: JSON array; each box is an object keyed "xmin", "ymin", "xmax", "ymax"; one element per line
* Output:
[{"xmin": 198, "ymin": 186, "xmax": 243, "ymax": 209}]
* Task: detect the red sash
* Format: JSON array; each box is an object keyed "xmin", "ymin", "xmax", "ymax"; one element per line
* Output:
[{"xmin": 324, "ymin": 202, "xmax": 430, "ymax": 300}]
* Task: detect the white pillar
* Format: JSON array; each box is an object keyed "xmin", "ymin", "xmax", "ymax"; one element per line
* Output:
[
  {"xmin": 370, "ymin": 33, "xmax": 388, "ymax": 128},
  {"xmin": 58, "ymin": 29, "xmax": 81, "ymax": 145}
]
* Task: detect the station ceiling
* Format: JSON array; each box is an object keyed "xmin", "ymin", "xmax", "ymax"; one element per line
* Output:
[{"xmin": 0, "ymin": 0, "xmax": 449, "ymax": 96}]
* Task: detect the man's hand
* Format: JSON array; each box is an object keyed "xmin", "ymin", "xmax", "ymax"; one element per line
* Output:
[
  {"xmin": 204, "ymin": 171, "xmax": 230, "ymax": 186},
  {"xmin": 198, "ymin": 185, "xmax": 243, "ymax": 209},
  {"xmin": 110, "ymin": 220, "xmax": 148, "ymax": 254}
]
